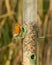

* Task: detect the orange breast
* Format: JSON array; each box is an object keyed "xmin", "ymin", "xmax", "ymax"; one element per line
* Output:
[{"xmin": 13, "ymin": 24, "xmax": 21, "ymax": 35}]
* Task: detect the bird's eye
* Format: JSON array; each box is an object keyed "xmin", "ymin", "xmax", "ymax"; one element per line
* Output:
[{"xmin": 31, "ymin": 54, "xmax": 34, "ymax": 59}]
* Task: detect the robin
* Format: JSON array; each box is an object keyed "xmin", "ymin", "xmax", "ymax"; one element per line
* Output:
[{"xmin": 13, "ymin": 24, "xmax": 21, "ymax": 37}]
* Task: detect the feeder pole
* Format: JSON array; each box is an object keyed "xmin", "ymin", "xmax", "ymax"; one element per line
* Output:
[{"xmin": 23, "ymin": 0, "xmax": 37, "ymax": 65}]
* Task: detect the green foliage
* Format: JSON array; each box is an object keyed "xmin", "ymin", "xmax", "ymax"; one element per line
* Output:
[
  {"xmin": 43, "ymin": 0, "xmax": 49, "ymax": 15},
  {"xmin": 0, "ymin": 18, "xmax": 12, "ymax": 48}
]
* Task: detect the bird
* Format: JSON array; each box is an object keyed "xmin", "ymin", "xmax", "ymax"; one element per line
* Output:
[{"xmin": 13, "ymin": 24, "xmax": 21, "ymax": 37}]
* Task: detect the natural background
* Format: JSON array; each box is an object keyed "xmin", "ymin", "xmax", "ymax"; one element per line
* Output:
[
  {"xmin": 0, "ymin": 0, "xmax": 22, "ymax": 65},
  {"xmin": 0, "ymin": 0, "xmax": 52, "ymax": 65},
  {"xmin": 37, "ymin": 0, "xmax": 52, "ymax": 65}
]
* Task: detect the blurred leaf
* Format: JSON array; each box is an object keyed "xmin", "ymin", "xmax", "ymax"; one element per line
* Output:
[
  {"xmin": 43, "ymin": 0, "xmax": 49, "ymax": 15},
  {"xmin": 2, "ymin": 28, "xmax": 10, "ymax": 45},
  {"xmin": 1, "ymin": 18, "xmax": 12, "ymax": 46}
]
